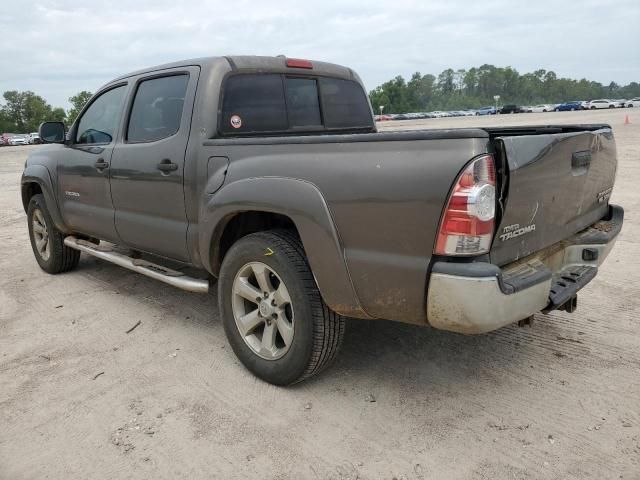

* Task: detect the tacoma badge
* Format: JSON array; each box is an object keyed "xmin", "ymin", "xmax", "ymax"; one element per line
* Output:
[{"xmin": 499, "ymin": 223, "xmax": 536, "ymax": 241}]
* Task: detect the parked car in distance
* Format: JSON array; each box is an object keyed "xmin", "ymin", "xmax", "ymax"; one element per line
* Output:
[
  {"xmin": 499, "ymin": 104, "xmax": 521, "ymax": 114},
  {"xmin": 8, "ymin": 135, "xmax": 27, "ymax": 145},
  {"xmin": 555, "ymin": 101, "xmax": 583, "ymax": 112},
  {"xmin": 475, "ymin": 106, "xmax": 497, "ymax": 115},
  {"xmin": 586, "ymin": 99, "xmax": 617, "ymax": 109},
  {"xmin": 613, "ymin": 99, "xmax": 627, "ymax": 108},
  {"xmin": 528, "ymin": 104, "xmax": 554, "ymax": 113},
  {"xmin": 625, "ymin": 98, "xmax": 640, "ymax": 107},
  {"xmin": 27, "ymin": 132, "xmax": 41, "ymax": 144},
  {"xmin": 24, "ymin": 55, "xmax": 623, "ymax": 385}
]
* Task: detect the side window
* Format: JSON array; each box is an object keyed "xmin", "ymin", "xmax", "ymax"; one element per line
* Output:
[
  {"xmin": 319, "ymin": 78, "xmax": 373, "ymax": 129},
  {"xmin": 76, "ymin": 86, "xmax": 126, "ymax": 144},
  {"xmin": 220, "ymin": 74, "xmax": 288, "ymax": 135},
  {"xmin": 127, "ymin": 74, "xmax": 189, "ymax": 143}
]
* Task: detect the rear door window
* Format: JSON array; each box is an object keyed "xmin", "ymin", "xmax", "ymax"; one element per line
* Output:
[{"xmin": 127, "ymin": 74, "xmax": 189, "ymax": 143}]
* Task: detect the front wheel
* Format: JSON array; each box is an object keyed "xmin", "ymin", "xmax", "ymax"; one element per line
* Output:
[
  {"xmin": 218, "ymin": 230, "xmax": 345, "ymax": 385},
  {"xmin": 27, "ymin": 194, "xmax": 80, "ymax": 274}
]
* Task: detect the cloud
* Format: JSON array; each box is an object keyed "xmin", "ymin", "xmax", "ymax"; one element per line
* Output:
[{"xmin": 1, "ymin": 0, "xmax": 638, "ymax": 108}]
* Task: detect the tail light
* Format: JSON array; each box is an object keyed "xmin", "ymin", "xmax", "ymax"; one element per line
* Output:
[{"xmin": 435, "ymin": 154, "xmax": 496, "ymax": 256}]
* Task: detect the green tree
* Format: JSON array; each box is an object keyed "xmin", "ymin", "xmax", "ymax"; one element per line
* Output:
[
  {"xmin": 369, "ymin": 64, "xmax": 640, "ymax": 114},
  {"xmin": 1, "ymin": 91, "xmax": 64, "ymax": 132},
  {"xmin": 67, "ymin": 91, "xmax": 93, "ymax": 125}
]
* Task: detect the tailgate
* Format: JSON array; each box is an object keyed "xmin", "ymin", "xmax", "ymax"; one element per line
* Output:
[{"xmin": 489, "ymin": 126, "xmax": 617, "ymax": 266}]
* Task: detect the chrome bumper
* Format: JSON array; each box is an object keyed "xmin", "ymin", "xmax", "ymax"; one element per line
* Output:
[{"xmin": 426, "ymin": 205, "xmax": 623, "ymax": 334}]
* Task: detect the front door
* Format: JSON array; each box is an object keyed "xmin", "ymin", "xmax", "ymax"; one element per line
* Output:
[
  {"xmin": 109, "ymin": 68, "xmax": 199, "ymax": 262},
  {"xmin": 57, "ymin": 84, "xmax": 128, "ymax": 242}
]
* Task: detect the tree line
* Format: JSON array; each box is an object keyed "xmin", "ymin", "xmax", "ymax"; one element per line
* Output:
[
  {"xmin": 2, "ymin": 64, "xmax": 639, "ymax": 131},
  {"xmin": 369, "ymin": 64, "xmax": 640, "ymax": 114},
  {"xmin": 0, "ymin": 90, "xmax": 92, "ymax": 134}
]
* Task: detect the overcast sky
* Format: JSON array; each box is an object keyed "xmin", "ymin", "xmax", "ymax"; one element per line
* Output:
[{"xmin": 1, "ymin": 0, "xmax": 639, "ymax": 108}]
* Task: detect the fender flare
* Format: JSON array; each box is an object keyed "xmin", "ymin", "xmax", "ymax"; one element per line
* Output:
[
  {"xmin": 21, "ymin": 165, "xmax": 70, "ymax": 233},
  {"xmin": 199, "ymin": 177, "xmax": 370, "ymax": 319}
]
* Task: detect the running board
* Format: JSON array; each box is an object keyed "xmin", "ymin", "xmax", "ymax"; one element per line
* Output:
[{"xmin": 63, "ymin": 236, "xmax": 209, "ymax": 293}]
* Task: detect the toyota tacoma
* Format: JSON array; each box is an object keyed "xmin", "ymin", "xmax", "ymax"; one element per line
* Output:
[{"xmin": 22, "ymin": 56, "xmax": 623, "ymax": 385}]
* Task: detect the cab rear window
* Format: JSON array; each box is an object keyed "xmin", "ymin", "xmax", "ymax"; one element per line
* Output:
[{"xmin": 219, "ymin": 73, "xmax": 373, "ymax": 136}]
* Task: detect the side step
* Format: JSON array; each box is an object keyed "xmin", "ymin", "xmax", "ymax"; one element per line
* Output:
[{"xmin": 63, "ymin": 236, "xmax": 209, "ymax": 293}]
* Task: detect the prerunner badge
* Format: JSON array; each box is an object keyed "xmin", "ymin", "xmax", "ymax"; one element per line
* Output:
[{"xmin": 230, "ymin": 115, "xmax": 242, "ymax": 129}]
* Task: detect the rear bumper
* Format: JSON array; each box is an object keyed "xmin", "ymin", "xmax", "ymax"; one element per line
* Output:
[{"xmin": 426, "ymin": 205, "xmax": 623, "ymax": 334}]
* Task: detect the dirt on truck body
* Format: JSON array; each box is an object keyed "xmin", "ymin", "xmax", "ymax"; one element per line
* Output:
[{"xmin": 22, "ymin": 55, "xmax": 622, "ymax": 384}]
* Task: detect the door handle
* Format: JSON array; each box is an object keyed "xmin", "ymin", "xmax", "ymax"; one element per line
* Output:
[
  {"xmin": 94, "ymin": 159, "xmax": 109, "ymax": 170},
  {"xmin": 157, "ymin": 159, "xmax": 178, "ymax": 173}
]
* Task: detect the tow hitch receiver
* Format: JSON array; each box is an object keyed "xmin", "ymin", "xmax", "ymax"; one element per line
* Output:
[
  {"xmin": 543, "ymin": 266, "xmax": 596, "ymax": 313},
  {"xmin": 559, "ymin": 296, "xmax": 578, "ymax": 313}
]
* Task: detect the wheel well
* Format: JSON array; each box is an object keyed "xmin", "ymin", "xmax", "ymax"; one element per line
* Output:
[
  {"xmin": 21, "ymin": 182, "xmax": 43, "ymax": 212},
  {"xmin": 215, "ymin": 211, "xmax": 299, "ymax": 272}
]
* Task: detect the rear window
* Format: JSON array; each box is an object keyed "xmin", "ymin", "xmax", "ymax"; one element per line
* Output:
[
  {"xmin": 219, "ymin": 73, "xmax": 373, "ymax": 136},
  {"xmin": 319, "ymin": 77, "xmax": 372, "ymax": 129}
]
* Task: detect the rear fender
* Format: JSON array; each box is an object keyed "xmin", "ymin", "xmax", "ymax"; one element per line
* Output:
[{"xmin": 199, "ymin": 177, "xmax": 370, "ymax": 319}]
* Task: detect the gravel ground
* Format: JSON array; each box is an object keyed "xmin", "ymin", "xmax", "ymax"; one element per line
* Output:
[{"xmin": 1, "ymin": 108, "xmax": 639, "ymax": 479}]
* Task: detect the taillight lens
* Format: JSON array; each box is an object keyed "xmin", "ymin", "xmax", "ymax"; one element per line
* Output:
[{"xmin": 435, "ymin": 154, "xmax": 496, "ymax": 256}]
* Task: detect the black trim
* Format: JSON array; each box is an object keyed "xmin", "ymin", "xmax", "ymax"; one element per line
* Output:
[
  {"xmin": 543, "ymin": 266, "xmax": 597, "ymax": 313},
  {"xmin": 223, "ymin": 56, "xmax": 237, "ymax": 71},
  {"xmin": 431, "ymin": 260, "xmax": 552, "ymax": 295},
  {"xmin": 203, "ymin": 128, "xmax": 488, "ymax": 146}
]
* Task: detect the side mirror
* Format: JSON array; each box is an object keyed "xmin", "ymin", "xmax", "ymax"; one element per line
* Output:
[{"xmin": 39, "ymin": 122, "xmax": 66, "ymax": 144}]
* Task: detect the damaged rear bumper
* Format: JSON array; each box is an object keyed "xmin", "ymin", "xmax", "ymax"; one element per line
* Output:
[{"xmin": 426, "ymin": 204, "xmax": 623, "ymax": 334}]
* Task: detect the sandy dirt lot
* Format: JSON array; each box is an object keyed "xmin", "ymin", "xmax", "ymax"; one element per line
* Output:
[{"xmin": 1, "ymin": 109, "xmax": 639, "ymax": 479}]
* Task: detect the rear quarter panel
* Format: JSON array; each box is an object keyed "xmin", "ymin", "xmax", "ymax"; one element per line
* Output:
[{"xmin": 205, "ymin": 133, "xmax": 488, "ymax": 324}]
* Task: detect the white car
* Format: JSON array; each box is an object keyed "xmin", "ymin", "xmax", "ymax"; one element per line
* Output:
[
  {"xmin": 625, "ymin": 98, "xmax": 640, "ymax": 107},
  {"xmin": 528, "ymin": 104, "xmax": 554, "ymax": 113},
  {"xmin": 8, "ymin": 136, "xmax": 27, "ymax": 145},
  {"xmin": 27, "ymin": 132, "xmax": 41, "ymax": 144},
  {"xmin": 586, "ymin": 99, "xmax": 617, "ymax": 109}
]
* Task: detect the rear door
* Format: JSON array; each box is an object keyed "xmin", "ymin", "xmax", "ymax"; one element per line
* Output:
[
  {"xmin": 109, "ymin": 67, "xmax": 199, "ymax": 261},
  {"xmin": 489, "ymin": 126, "xmax": 617, "ymax": 266}
]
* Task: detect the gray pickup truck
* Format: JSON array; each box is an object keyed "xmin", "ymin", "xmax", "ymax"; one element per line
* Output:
[{"xmin": 22, "ymin": 56, "xmax": 623, "ymax": 385}]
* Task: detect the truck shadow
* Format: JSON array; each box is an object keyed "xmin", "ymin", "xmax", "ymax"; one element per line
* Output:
[{"xmin": 76, "ymin": 255, "xmax": 579, "ymax": 392}]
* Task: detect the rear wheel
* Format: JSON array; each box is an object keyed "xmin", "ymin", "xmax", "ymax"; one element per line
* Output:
[
  {"xmin": 27, "ymin": 194, "xmax": 80, "ymax": 274},
  {"xmin": 218, "ymin": 230, "xmax": 345, "ymax": 385}
]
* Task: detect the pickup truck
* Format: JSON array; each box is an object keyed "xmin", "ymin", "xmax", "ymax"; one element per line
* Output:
[{"xmin": 23, "ymin": 55, "xmax": 623, "ymax": 385}]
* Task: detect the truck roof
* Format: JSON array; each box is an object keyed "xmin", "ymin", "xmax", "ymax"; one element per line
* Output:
[{"xmin": 111, "ymin": 55, "xmax": 357, "ymax": 83}]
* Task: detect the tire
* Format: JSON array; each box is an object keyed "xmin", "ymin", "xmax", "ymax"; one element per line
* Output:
[
  {"xmin": 591, "ymin": 106, "xmax": 596, "ymax": 110},
  {"xmin": 218, "ymin": 230, "xmax": 345, "ymax": 385},
  {"xmin": 27, "ymin": 194, "xmax": 80, "ymax": 274}
]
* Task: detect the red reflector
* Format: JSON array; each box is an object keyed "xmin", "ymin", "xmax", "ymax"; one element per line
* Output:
[{"xmin": 286, "ymin": 58, "xmax": 313, "ymax": 69}]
